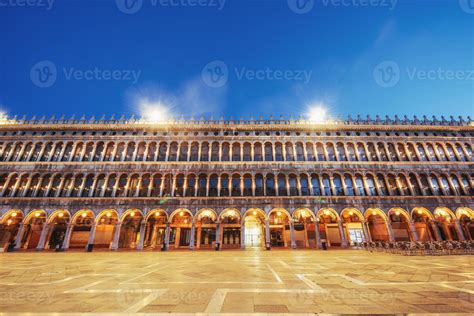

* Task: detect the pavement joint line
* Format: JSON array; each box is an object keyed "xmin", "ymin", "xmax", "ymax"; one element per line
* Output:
[
  {"xmin": 119, "ymin": 267, "xmax": 165, "ymax": 285},
  {"xmin": 266, "ymin": 263, "xmax": 283, "ymax": 283},
  {"xmin": 295, "ymin": 274, "xmax": 327, "ymax": 292},
  {"xmin": 1, "ymin": 273, "xmax": 122, "ymax": 286},
  {"xmin": 437, "ymin": 283, "xmax": 474, "ymax": 294},
  {"xmin": 125, "ymin": 289, "xmax": 168, "ymax": 313}
]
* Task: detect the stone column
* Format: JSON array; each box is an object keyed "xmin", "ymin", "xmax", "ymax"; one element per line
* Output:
[
  {"xmin": 337, "ymin": 220, "xmax": 348, "ymax": 247},
  {"xmin": 454, "ymin": 220, "xmax": 466, "ymax": 241},
  {"xmin": 215, "ymin": 221, "xmax": 221, "ymax": 250},
  {"xmin": 86, "ymin": 223, "xmax": 98, "ymax": 251},
  {"xmin": 110, "ymin": 222, "xmax": 122, "ymax": 250},
  {"xmin": 62, "ymin": 223, "xmax": 74, "ymax": 250},
  {"xmin": 164, "ymin": 222, "xmax": 171, "ymax": 250},
  {"xmin": 14, "ymin": 222, "xmax": 26, "ymax": 250},
  {"xmin": 240, "ymin": 219, "xmax": 246, "ymax": 249},
  {"xmin": 386, "ymin": 221, "xmax": 395, "ymax": 242},
  {"xmin": 36, "ymin": 223, "xmax": 50, "ymax": 251},
  {"xmin": 429, "ymin": 220, "xmax": 442, "ymax": 241},
  {"xmin": 361, "ymin": 220, "xmax": 371, "ymax": 242},
  {"xmin": 189, "ymin": 221, "xmax": 195, "ymax": 250},
  {"xmin": 136, "ymin": 221, "xmax": 147, "ymax": 250},
  {"xmin": 265, "ymin": 219, "xmax": 271, "ymax": 250},
  {"xmin": 289, "ymin": 220, "xmax": 296, "ymax": 249},
  {"xmin": 408, "ymin": 221, "xmax": 419, "ymax": 242},
  {"xmin": 314, "ymin": 221, "xmax": 322, "ymax": 249}
]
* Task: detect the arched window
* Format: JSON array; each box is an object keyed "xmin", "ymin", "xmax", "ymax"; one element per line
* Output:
[
  {"xmin": 416, "ymin": 143, "xmax": 427, "ymax": 161},
  {"xmin": 387, "ymin": 143, "xmax": 398, "ymax": 161},
  {"xmin": 336, "ymin": 143, "xmax": 347, "ymax": 161},
  {"xmin": 190, "ymin": 142, "xmax": 199, "ymax": 161},
  {"xmin": 113, "ymin": 143, "xmax": 124, "ymax": 161},
  {"xmin": 397, "ymin": 143, "xmax": 408, "ymax": 161},
  {"xmin": 0, "ymin": 143, "xmax": 13, "ymax": 161},
  {"xmin": 169, "ymin": 142, "xmax": 178, "ymax": 161},
  {"xmin": 150, "ymin": 174, "xmax": 162, "ymax": 196},
  {"xmin": 201, "ymin": 142, "xmax": 210, "ymax": 161},
  {"xmin": 93, "ymin": 174, "xmax": 106, "ymax": 197},
  {"xmin": 220, "ymin": 174, "xmax": 229, "ymax": 196},
  {"xmin": 264, "ymin": 142, "xmax": 273, "ymax": 161},
  {"xmin": 127, "ymin": 174, "xmax": 139, "ymax": 197},
  {"xmin": 136, "ymin": 142, "xmax": 146, "ymax": 161},
  {"xmin": 103, "ymin": 142, "xmax": 114, "ymax": 161},
  {"xmin": 186, "ymin": 174, "xmax": 196, "ymax": 197},
  {"xmin": 408, "ymin": 174, "xmax": 421, "ymax": 195},
  {"xmin": 243, "ymin": 174, "xmax": 252, "ymax": 196},
  {"xmin": 175, "ymin": 174, "xmax": 185, "ymax": 196},
  {"xmin": 278, "ymin": 174, "xmax": 287, "ymax": 196},
  {"xmin": 355, "ymin": 174, "xmax": 366, "ymax": 196},
  {"xmin": 10, "ymin": 143, "xmax": 23, "ymax": 161},
  {"xmin": 419, "ymin": 174, "xmax": 432, "ymax": 196},
  {"xmin": 333, "ymin": 174, "xmax": 343, "ymax": 196},
  {"xmin": 162, "ymin": 174, "xmax": 173, "ymax": 196},
  {"xmin": 439, "ymin": 175, "xmax": 453, "ymax": 195},
  {"xmin": 326, "ymin": 143, "xmax": 336, "ymax": 161},
  {"xmin": 30, "ymin": 143, "xmax": 44, "ymax": 162},
  {"xmin": 209, "ymin": 174, "xmax": 218, "ymax": 197},
  {"xmin": 300, "ymin": 174, "xmax": 309, "ymax": 195},
  {"xmin": 306, "ymin": 142, "xmax": 315, "ymax": 161},
  {"xmin": 25, "ymin": 174, "xmax": 40, "ymax": 197},
  {"xmin": 455, "ymin": 144, "xmax": 466, "ymax": 161},
  {"xmin": 115, "ymin": 174, "xmax": 127, "ymax": 197},
  {"xmin": 376, "ymin": 174, "xmax": 388, "ymax": 196},
  {"xmin": 346, "ymin": 143, "xmax": 357, "ymax": 161},
  {"xmin": 139, "ymin": 174, "xmax": 150, "ymax": 197},
  {"xmin": 255, "ymin": 173, "xmax": 264, "ymax": 196},
  {"xmin": 367, "ymin": 143, "xmax": 378, "ymax": 161},
  {"xmin": 231, "ymin": 174, "xmax": 240, "ymax": 196},
  {"xmin": 357, "ymin": 143, "xmax": 368, "ymax": 161},
  {"xmin": 425, "ymin": 143, "xmax": 437, "ymax": 161},
  {"xmin": 445, "ymin": 144, "xmax": 457, "ymax": 161},
  {"xmin": 197, "ymin": 174, "xmax": 207, "ymax": 196},
  {"xmin": 275, "ymin": 143, "xmax": 283, "ymax": 161},
  {"xmin": 406, "ymin": 143, "xmax": 418, "ymax": 161},
  {"xmin": 366, "ymin": 174, "xmax": 377, "ymax": 196},
  {"xmin": 211, "ymin": 142, "xmax": 219, "ymax": 161},
  {"xmin": 398, "ymin": 174, "xmax": 411, "ymax": 195},
  {"xmin": 37, "ymin": 174, "xmax": 51, "ymax": 197},
  {"xmin": 316, "ymin": 143, "xmax": 325, "ymax": 161},
  {"xmin": 70, "ymin": 174, "xmax": 84, "ymax": 197},
  {"xmin": 158, "ymin": 142, "xmax": 168, "ymax": 161},
  {"xmin": 296, "ymin": 142, "xmax": 304, "ymax": 161},
  {"xmin": 104, "ymin": 174, "xmax": 117, "ymax": 197},
  {"xmin": 243, "ymin": 143, "xmax": 251, "ymax": 161},
  {"xmin": 82, "ymin": 174, "xmax": 95, "ymax": 197},
  {"xmin": 450, "ymin": 175, "xmax": 463, "ymax": 195},
  {"xmin": 430, "ymin": 175, "xmax": 442, "ymax": 195},
  {"xmin": 436, "ymin": 144, "xmax": 447, "ymax": 161},
  {"xmin": 311, "ymin": 174, "xmax": 321, "ymax": 195},
  {"xmin": 266, "ymin": 174, "xmax": 275, "ymax": 196},
  {"xmin": 41, "ymin": 142, "xmax": 54, "ymax": 161},
  {"xmin": 222, "ymin": 143, "xmax": 230, "ymax": 161},
  {"xmin": 16, "ymin": 175, "xmax": 29, "ymax": 197},
  {"xmin": 464, "ymin": 143, "xmax": 473, "ymax": 161},
  {"xmin": 232, "ymin": 143, "xmax": 241, "ymax": 161},
  {"xmin": 460, "ymin": 175, "xmax": 473, "ymax": 195},
  {"xmin": 387, "ymin": 174, "xmax": 400, "ymax": 195},
  {"xmin": 254, "ymin": 143, "xmax": 263, "ymax": 161},
  {"xmin": 344, "ymin": 174, "xmax": 354, "ymax": 196},
  {"xmin": 179, "ymin": 142, "xmax": 189, "ymax": 161},
  {"xmin": 289, "ymin": 174, "xmax": 298, "ymax": 195},
  {"xmin": 322, "ymin": 174, "xmax": 332, "ymax": 196},
  {"xmin": 285, "ymin": 142, "xmax": 294, "ymax": 161}
]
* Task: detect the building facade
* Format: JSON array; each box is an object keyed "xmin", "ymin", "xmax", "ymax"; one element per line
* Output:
[{"xmin": 0, "ymin": 115, "xmax": 473, "ymax": 252}]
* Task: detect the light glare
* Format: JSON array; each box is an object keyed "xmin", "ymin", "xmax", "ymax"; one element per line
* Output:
[
  {"xmin": 308, "ymin": 105, "xmax": 327, "ymax": 123},
  {"xmin": 139, "ymin": 99, "xmax": 170, "ymax": 123}
]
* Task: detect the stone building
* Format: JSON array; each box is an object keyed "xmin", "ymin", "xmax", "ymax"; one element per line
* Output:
[{"xmin": 0, "ymin": 114, "xmax": 472, "ymax": 252}]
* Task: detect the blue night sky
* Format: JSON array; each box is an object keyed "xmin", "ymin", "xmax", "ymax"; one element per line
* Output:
[{"xmin": 1, "ymin": 0, "xmax": 473, "ymax": 120}]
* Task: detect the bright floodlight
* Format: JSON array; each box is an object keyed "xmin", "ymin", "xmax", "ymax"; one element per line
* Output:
[
  {"xmin": 139, "ymin": 99, "xmax": 170, "ymax": 123},
  {"xmin": 308, "ymin": 105, "xmax": 327, "ymax": 123}
]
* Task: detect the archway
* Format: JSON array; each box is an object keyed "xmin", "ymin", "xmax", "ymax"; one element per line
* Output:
[
  {"xmin": 388, "ymin": 208, "xmax": 412, "ymax": 242},
  {"xmin": 0, "ymin": 210, "xmax": 23, "ymax": 250},
  {"xmin": 220, "ymin": 209, "xmax": 241, "ymax": 249},
  {"xmin": 143, "ymin": 209, "xmax": 167, "ymax": 250},
  {"xmin": 94, "ymin": 210, "xmax": 119, "ymax": 249},
  {"xmin": 69, "ymin": 210, "xmax": 94, "ymax": 249},
  {"xmin": 45, "ymin": 210, "xmax": 70, "ymax": 250},
  {"xmin": 456, "ymin": 207, "xmax": 473, "ymax": 240},
  {"xmin": 434, "ymin": 207, "xmax": 459, "ymax": 241},
  {"xmin": 268, "ymin": 208, "xmax": 291, "ymax": 248},
  {"xmin": 19, "ymin": 210, "xmax": 47, "ymax": 250},
  {"xmin": 292, "ymin": 208, "xmax": 316, "ymax": 248},
  {"xmin": 119, "ymin": 210, "xmax": 144, "ymax": 249},
  {"xmin": 169, "ymin": 208, "xmax": 192, "ymax": 249},
  {"xmin": 411, "ymin": 207, "xmax": 436, "ymax": 241},
  {"xmin": 195, "ymin": 209, "xmax": 218, "ymax": 249},
  {"xmin": 243, "ymin": 208, "xmax": 265, "ymax": 248},
  {"xmin": 341, "ymin": 208, "xmax": 366, "ymax": 244},
  {"xmin": 316, "ymin": 208, "xmax": 342, "ymax": 247},
  {"xmin": 365, "ymin": 208, "xmax": 390, "ymax": 242}
]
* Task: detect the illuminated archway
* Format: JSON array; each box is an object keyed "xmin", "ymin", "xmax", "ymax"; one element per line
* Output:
[
  {"xmin": 143, "ymin": 209, "xmax": 168, "ymax": 250},
  {"xmin": 0, "ymin": 210, "xmax": 24, "ymax": 250},
  {"xmin": 316, "ymin": 208, "xmax": 342, "ymax": 247},
  {"xmin": 19, "ymin": 210, "xmax": 47, "ymax": 250},
  {"xmin": 268, "ymin": 208, "xmax": 291, "ymax": 248},
  {"xmin": 364, "ymin": 208, "xmax": 390, "ymax": 242},
  {"xmin": 45, "ymin": 210, "xmax": 70, "ymax": 250},
  {"xmin": 169, "ymin": 208, "xmax": 193, "ymax": 249},
  {"xmin": 119, "ymin": 209, "xmax": 144, "ymax": 249},
  {"xmin": 434, "ymin": 207, "xmax": 460, "ymax": 241},
  {"xmin": 69, "ymin": 210, "xmax": 95, "ymax": 249},
  {"xmin": 195, "ymin": 208, "xmax": 218, "ymax": 249},
  {"xmin": 456, "ymin": 207, "xmax": 473, "ymax": 240},
  {"xmin": 411, "ymin": 207, "xmax": 436, "ymax": 241},
  {"xmin": 292, "ymin": 208, "xmax": 316, "ymax": 248},
  {"xmin": 94, "ymin": 209, "xmax": 119, "ymax": 249},
  {"xmin": 242, "ymin": 208, "xmax": 265, "ymax": 248},
  {"xmin": 341, "ymin": 208, "xmax": 367, "ymax": 243},
  {"xmin": 220, "ymin": 208, "xmax": 241, "ymax": 249},
  {"xmin": 388, "ymin": 208, "xmax": 412, "ymax": 242}
]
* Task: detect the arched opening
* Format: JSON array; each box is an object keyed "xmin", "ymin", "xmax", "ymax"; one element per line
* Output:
[
  {"xmin": 243, "ymin": 209, "xmax": 265, "ymax": 248},
  {"xmin": 169, "ymin": 209, "xmax": 193, "ymax": 249},
  {"xmin": 317, "ymin": 208, "xmax": 341, "ymax": 247},
  {"xmin": 19, "ymin": 210, "xmax": 47, "ymax": 250},
  {"xmin": 341, "ymin": 208, "xmax": 366, "ymax": 244},
  {"xmin": 293, "ymin": 208, "xmax": 316, "ymax": 248},
  {"xmin": 94, "ymin": 210, "xmax": 119, "ymax": 249},
  {"xmin": 268, "ymin": 209, "xmax": 291, "ymax": 248},
  {"xmin": 195, "ymin": 209, "xmax": 217, "ymax": 249},
  {"xmin": 434, "ymin": 207, "xmax": 459, "ymax": 241},
  {"xmin": 365, "ymin": 208, "xmax": 390, "ymax": 242},
  {"xmin": 45, "ymin": 210, "xmax": 70, "ymax": 250},
  {"xmin": 0, "ymin": 210, "xmax": 24, "ymax": 250},
  {"xmin": 220, "ymin": 209, "xmax": 241, "ymax": 249},
  {"xmin": 411, "ymin": 207, "xmax": 435, "ymax": 241},
  {"xmin": 143, "ymin": 209, "xmax": 167, "ymax": 250},
  {"xmin": 456, "ymin": 208, "xmax": 473, "ymax": 240},
  {"xmin": 69, "ymin": 210, "xmax": 94, "ymax": 249},
  {"xmin": 119, "ymin": 210, "xmax": 144, "ymax": 249},
  {"xmin": 388, "ymin": 208, "xmax": 412, "ymax": 241}
]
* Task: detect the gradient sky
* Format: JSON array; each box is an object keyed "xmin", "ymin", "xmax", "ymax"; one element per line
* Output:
[{"xmin": 1, "ymin": 0, "xmax": 473, "ymax": 120}]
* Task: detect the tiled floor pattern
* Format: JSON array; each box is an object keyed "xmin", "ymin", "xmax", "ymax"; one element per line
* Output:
[{"xmin": 0, "ymin": 249, "xmax": 473, "ymax": 313}]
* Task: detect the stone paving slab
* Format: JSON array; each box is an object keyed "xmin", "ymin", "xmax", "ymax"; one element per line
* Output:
[{"xmin": 0, "ymin": 249, "xmax": 472, "ymax": 314}]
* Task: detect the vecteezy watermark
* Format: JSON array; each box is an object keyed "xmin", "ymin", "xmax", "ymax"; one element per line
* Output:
[
  {"xmin": 30, "ymin": 60, "xmax": 142, "ymax": 88},
  {"xmin": 115, "ymin": 0, "xmax": 226, "ymax": 14},
  {"xmin": 459, "ymin": 0, "xmax": 474, "ymax": 14},
  {"xmin": 374, "ymin": 60, "xmax": 474, "ymax": 88},
  {"xmin": 0, "ymin": 0, "xmax": 55, "ymax": 10},
  {"xmin": 201, "ymin": 60, "xmax": 312, "ymax": 88},
  {"xmin": 287, "ymin": 0, "xmax": 315, "ymax": 14}
]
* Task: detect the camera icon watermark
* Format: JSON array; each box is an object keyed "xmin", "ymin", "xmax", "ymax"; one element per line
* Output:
[
  {"xmin": 459, "ymin": 0, "xmax": 474, "ymax": 14},
  {"xmin": 373, "ymin": 60, "xmax": 400, "ymax": 88},
  {"xmin": 201, "ymin": 60, "xmax": 229, "ymax": 88},
  {"xmin": 287, "ymin": 0, "xmax": 315, "ymax": 14},
  {"xmin": 30, "ymin": 60, "xmax": 58, "ymax": 88}
]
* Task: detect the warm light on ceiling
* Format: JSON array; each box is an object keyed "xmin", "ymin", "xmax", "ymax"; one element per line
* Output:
[
  {"xmin": 130, "ymin": 211, "xmax": 136, "ymax": 217},
  {"xmin": 11, "ymin": 212, "xmax": 17, "ymax": 217},
  {"xmin": 58, "ymin": 212, "xmax": 64, "ymax": 218},
  {"xmin": 81, "ymin": 213, "xmax": 87, "ymax": 218},
  {"xmin": 395, "ymin": 210, "xmax": 400, "ymax": 216},
  {"xmin": 35, "ymin": 212, "xmax": 41, "ymax": 217},
  {"xmin": 106, "ymin": 212, "xmax": 112, "ymax": 217},
  {"xmin": 253, "ymin": 211, "xmax": 257, "ymax": 216},
  {"xmin": 179, "ymin": 211, "xmax": 184, "ymax": 216}
]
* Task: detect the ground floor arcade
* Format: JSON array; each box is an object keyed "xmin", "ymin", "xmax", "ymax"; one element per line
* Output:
[{"xmin": 1, "ymin": 206, "xmax": 473, "ymax": 252}]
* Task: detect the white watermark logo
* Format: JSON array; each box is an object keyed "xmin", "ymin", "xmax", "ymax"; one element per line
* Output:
[
  {"xmin": 374, "ymin": 60, "xmax": 474, "ymax": 88},
  {"xmin": 116, "ymin": 0, "xmax": 226, "ymax": 14},
  {"xmin": 288, "ymin": 0, "xmax": 397, "ymax": 14},
  {"xmin": 0, "ymin": 0, "xmax": 55, "ymax": 10},
  {"xmin": 459, "ymin": 0, "xmax": 474, "ymax": 14},
  {"xmin": 202, "ymin": 60, "xmax": 313, "ymax": 88},
  {"xmin": 30, "ymin": 60, "xmax": 142, "ymax": 88},
  {"xmin": 287, "ymin": 0, "xmax": 314, "ymax": 14}
]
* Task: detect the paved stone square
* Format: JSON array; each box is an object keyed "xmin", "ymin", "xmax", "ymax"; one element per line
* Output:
[{"xmin": 0, "ymin": 249, "xmax": 473, "ymax": 314}]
